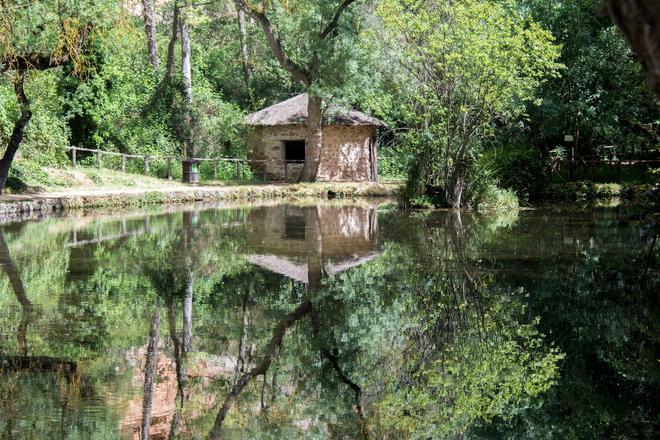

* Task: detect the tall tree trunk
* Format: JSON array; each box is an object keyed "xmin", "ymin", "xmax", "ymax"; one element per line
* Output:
[
  {"xmin": 141, "ymin": 306, "xmax": 161, "ymax": 440},
  {"xmin": 180, "ymin": 15, "xmax": 194, "ymax": 158},
  {"xmin": 234, "ymin": 1, "xmax": 252, "ymax": 87},
  {"xmin": 165, "ymin": 2, "xmax": 180, "ymax": 84},
  {"xmin": 301, "ymin": 94, "xmax": 323, "ymax": 181},
  {"xmin": 0, "ymin": 74, "xmax": 31, "ymax": 194},
  {"xmin": 141, "ymin": 0, "xmax": 160, "ymax": 71}
]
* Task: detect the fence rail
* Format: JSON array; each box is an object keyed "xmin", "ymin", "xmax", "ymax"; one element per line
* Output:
[
  {"xmin": 65, "ymin": 146, "xmax": 307, "ymax": 181},
  {"xmin": 551, "ymin": 158, "xmax": 660, "ymax": 181}
]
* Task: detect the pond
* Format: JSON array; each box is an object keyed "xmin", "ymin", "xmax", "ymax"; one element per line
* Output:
[{"xmin": 0, "ymin": 201, "xmax": 658, "ymax": 439}]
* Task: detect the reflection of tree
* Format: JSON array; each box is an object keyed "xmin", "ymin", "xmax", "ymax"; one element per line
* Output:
[
  {"xmin": 234, "ymin": 281, "xmax": 253, "ymax": 384},
  {"xmin": 140, "ymin": 305, "xmax": 160, "ymax": 440},
  {"xmin": 310, "ymin": 307, "xmax": 368, "ymax": 440},
  {"xmin": 0, "ymin": 232, "xmax": 78, "ymax": 376},
  {"xmin": 166, "ymin": 294, "xmax": 191, "ymax": 440},
  {"xmin": 479, "ymin": 209, "xmax": 660, "ymax": 438},
  {"xmin": 370, "ymin": 210, "xmax": 562, "ymax": 438},
  {"xmin": 0, "ymin": 232, "xmax": 33, "ymax": 356},
  {"xmin": 140, "ymin": 210, "xmax": 198, "ymax": 439},
  {"xmin": 210, "ymin": 300, "xmax": 313, "ymax": 439}
]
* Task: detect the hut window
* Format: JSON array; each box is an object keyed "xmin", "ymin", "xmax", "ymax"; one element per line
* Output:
[{"xmin": 284, "ymin": 140, "xmax": 306, "ymax": 161}]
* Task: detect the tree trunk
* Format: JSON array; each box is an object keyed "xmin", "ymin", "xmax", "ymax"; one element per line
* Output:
[
  {"xmin": 141, "ymin": 306, "xmax": 161, "ymax": 440},
  {"xmin": 165, "ymin": 2, "xmax": 180, "ymax": 83},
  {"xmin": 141, "ymin": 0, "xmax": 160, "ymax": 71},
  {"xmin": 301, "ymin": 94, "xmax": 323, "ymax": 181},
  {"xmin": 444, "ymin": 169, "xmax": 466, "ymax": 210},
  {"xmin": 608, "ymin": 0, "xmax": 660, "ymax": 96},
  {"xmin": 183, "ymin": 268, "xmax": 193, "ymax": 353},
  {"xmin": 180, "ymin": 16, "xmax": 194, "ymax": 158},
  {"xmin": 235, "ymin": 1, "xmax": 252, "ymax": 87},
  {"xmin": 0, "ymin": 74, "xmax": 32, "ymax": 194}
]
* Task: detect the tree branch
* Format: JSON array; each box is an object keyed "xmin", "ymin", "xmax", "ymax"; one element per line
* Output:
[
  {"xmin": 320, "ymin": 0, "xmax": 358, "ymax": 40},
  {"xmin": 237, "ymin": 0, "xmax": 311, "ymax": 86},
  {"xmin": 209, "ymin": 300, "xmax": 312, "ymax": 439},
  {"xmin": 0, "ymin": 24, "xmax": 93, "ymax": 73}
]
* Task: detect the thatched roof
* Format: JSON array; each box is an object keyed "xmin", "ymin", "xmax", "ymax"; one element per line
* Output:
[
  {"xmin": 245, "ymin": 94, "xmax": 386, "ymax": 127},
  {"xmin": 246, "ymin": 252, "xmax": 382, "ymax": 283}
]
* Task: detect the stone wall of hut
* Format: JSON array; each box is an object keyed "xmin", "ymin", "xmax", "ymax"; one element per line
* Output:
[{"xmin": 246, "ymin": 125, "xmax": 377, "ymax": 182}]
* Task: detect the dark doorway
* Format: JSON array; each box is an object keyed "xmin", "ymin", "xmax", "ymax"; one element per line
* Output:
[
  {"xmin": 284, "ymin": 140, "xmax": 306, "ymax": 161},
  {"xmin": 284, "ymin": 208, "xmax": 306, "ymax": 240}
]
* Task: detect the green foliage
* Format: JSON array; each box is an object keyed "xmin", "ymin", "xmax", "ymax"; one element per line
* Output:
[
  {"xmin": 544, "ymin": 180, "xmax": 622, "ymax": 201},
  {"xmin": 482, "ymin": 145, "xmax": 547, "ymax": 200},
  {"xmin": 516, "ymin": 0, "xmax": 660, "ymax": 158},
  {"xmin": 377, "ymin": 301, "xmax": 562, "ymax": 438},
  {"xmin": 377, "ymin": 0, "xmax": 562, "ymax": 208}
]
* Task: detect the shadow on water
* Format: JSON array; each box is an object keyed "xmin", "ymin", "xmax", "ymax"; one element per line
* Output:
[{"xmin": 0, "ymin": 202, "xmax": 657, "ymax": 438}]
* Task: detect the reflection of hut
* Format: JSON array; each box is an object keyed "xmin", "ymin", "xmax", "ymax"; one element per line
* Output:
[
  {"xmin": 245, "ymin": 204, "xmax": 381, "ymax": 284},
  {"xmin": 245, "ymin": 94, "xmax": 385, "ymax": 182}
]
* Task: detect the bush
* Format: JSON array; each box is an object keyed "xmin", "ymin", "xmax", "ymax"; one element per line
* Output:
[
  {"xmin": 6, "ymin": 160, "xmax": 51, "ymax": 191},
  {"xmin": 544, "ymin": 180, "xmax": 624, "ymax": 201},
  {"xmin": 378, "ymin": 145, "xmax": 409, "ymax": 180},
  {"xmin": 482, "ymin": 145, "xmax": 545, "ymax": 201},
  {"xmin": 476, "ymin": 185, "xmax": 519, "ymax": 212},
  {"xmin": 646, "ymin": 167, "xmax": 660, "ymax": 184}
]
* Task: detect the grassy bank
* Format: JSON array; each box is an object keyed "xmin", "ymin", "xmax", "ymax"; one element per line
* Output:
[{"xmin": 543, "ymin": 180, "xmax": 660, "ymax": 206}]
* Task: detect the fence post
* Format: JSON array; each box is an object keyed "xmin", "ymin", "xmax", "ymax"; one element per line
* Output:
[
  {"xmin": 213, "ymin": 160, "xmax": 218, "ymax": 180},
  {"xmin": 96, "ymin": 150, "xmax": 101, "ymax": 169},
  {"xmin": 121, "ymin": 155, "xmax": 126, "ymax": 172},
  {"xmin": 144, "ymin": 156, "xmax": 149, "ymax": 175},
  {"xmin": 236, "ymin": 161, "xmax": 242, "ymax": 180},
  {"xmin": 72, "ymin": 148, "xmax": 77, "ymax": 167},
  {"xmin": 167, "ymin": 157, "xmax": 173, "ymax": 180}
]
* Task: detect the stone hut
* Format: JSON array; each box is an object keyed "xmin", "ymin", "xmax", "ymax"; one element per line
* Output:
[{"xmin": 245, "ymin": 94, "xmax": 385, "ymax": 182}]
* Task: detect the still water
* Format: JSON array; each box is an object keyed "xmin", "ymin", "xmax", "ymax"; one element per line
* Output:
[{"xmin": 0, "ymin": 201, "xmax": 657, "ymax": 439}]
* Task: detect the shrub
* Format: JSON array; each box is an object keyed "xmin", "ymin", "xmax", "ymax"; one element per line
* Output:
[
  {"xmin": 6, "ymin": 160, "xmax": 51, "ymax": 190},
  {"xmin": 482, "ymin": 145, "xmax": 546, "ymax": 201},
  {"xmin": 477, "ymin": 185, "xmax": 519, "ymax": 212},
  {"xmin": 378, "ymin": 144, "xmax": 409, "ymax": 180}
]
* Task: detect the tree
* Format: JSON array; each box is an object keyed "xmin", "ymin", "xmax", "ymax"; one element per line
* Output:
[
  {"xmin": 141, "ymin": 0, "xmax": 161, "ymax": 71},
  {"xmin": 234, "ymin": 0, "xmax": 253, "ymax": 87},
  {"xmin": 179, "ymin": 1, "xmax": 195, "ymax": 159},
  {"xmin": 0, "ymin": 0, "xmax": 98, "ymax": 193},
  {"xmin": 237, "ymin": 0, "xmax": 362, "ymax": 181},
  {"xmin": 378, "ymin": 0, "xmax": 561, "ymax": 208},
  {"xmin": 518, "ymin": 0, "xmax": 658, "ymax": 160}
]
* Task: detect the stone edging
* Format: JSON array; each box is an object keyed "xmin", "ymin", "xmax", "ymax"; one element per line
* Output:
[{"xmin": 0, "ymin": 184, "xmax": 396, "ymax": 223}]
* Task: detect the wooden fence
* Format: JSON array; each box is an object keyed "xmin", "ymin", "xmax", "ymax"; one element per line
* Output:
[
  {"xmin": 552, "ymin": 159, "xmax": 660, "ymax": 181},
  {"xmin": 66, "ymin": 146, "xmax": 306, "ymax": 181}
]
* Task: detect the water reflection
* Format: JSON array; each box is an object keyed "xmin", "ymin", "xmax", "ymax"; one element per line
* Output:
[
  {"xmin": 0, "ymin": 203, "xmax": 657, "ymax": 439},
  {"xmin": 245, "ymin": 204, "xmax": 380, "ymax": 288}
]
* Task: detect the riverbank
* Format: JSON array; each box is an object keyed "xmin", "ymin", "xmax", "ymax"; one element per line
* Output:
[
  {"xmin": 542, "ymin": 181, "xmax": 660, "ymax": 206},
  {"xmin": 0, "ymin": 181, "xmax": 397, "ymax": 221}
]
